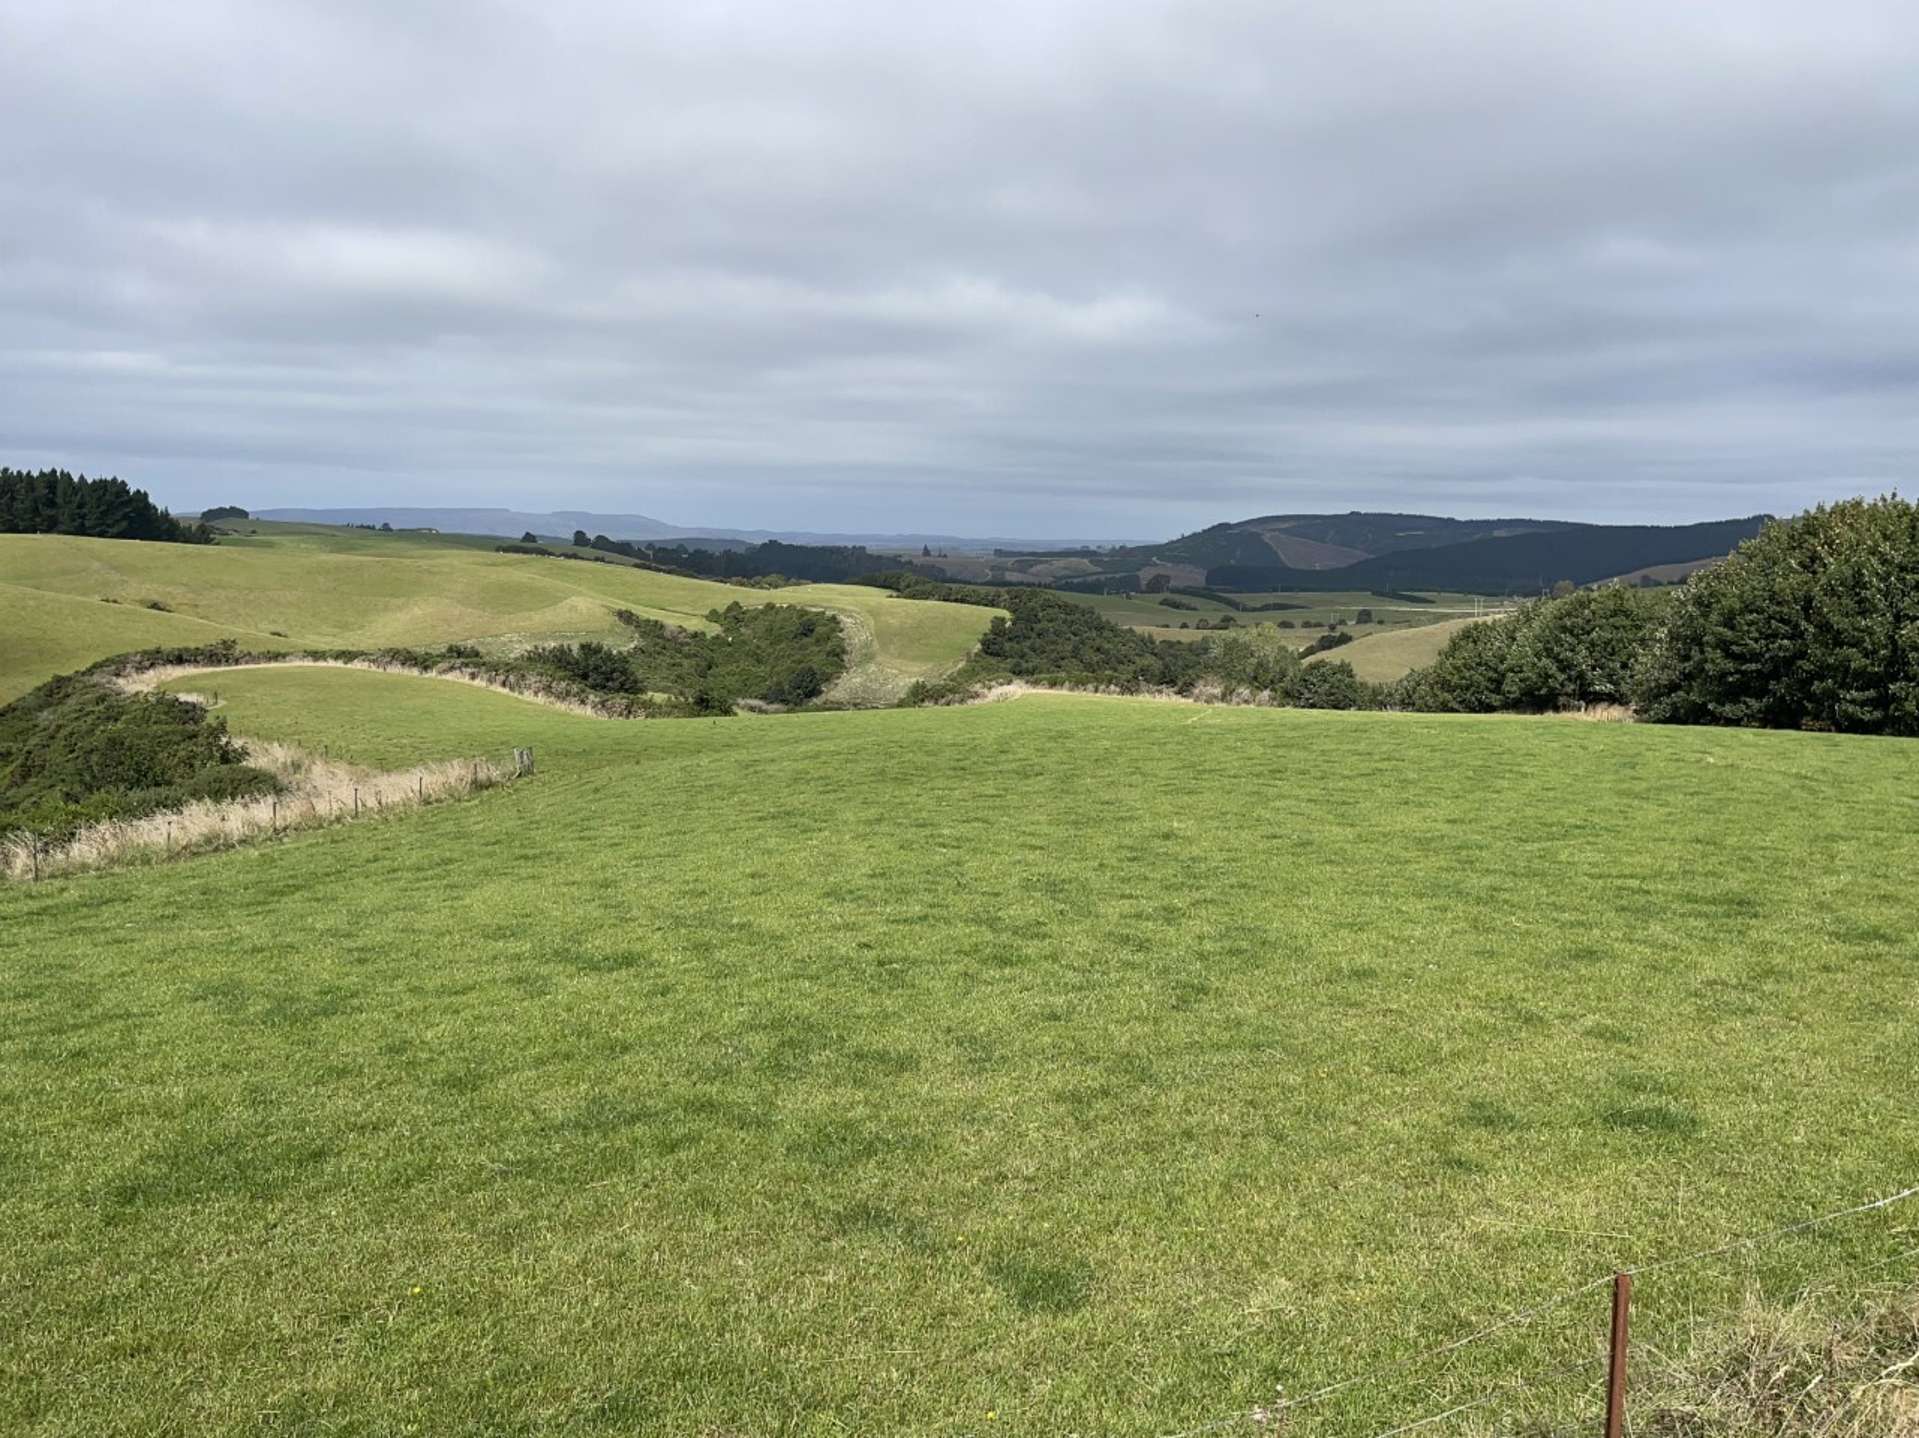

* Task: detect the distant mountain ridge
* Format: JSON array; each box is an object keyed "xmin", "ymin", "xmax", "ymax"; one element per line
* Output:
[
  {"xmin": 251, "ymin": 507, "xmax": 1113, "ymax": 551},
  {"xmin": 247, "ymin": 504, "xmax": 1775, "ymax": 596},
  {"xmin": 967, "ymin": 510, "xmax": 1772, "ymax": 594}
]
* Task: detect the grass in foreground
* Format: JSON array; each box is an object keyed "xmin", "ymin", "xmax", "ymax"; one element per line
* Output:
[{"xmin": 3, "ymin": 675, "xmax": 1916, "ymax": 1436}]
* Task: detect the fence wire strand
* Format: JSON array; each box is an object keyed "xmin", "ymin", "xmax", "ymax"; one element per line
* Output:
[
  {"xmin": 1364, "ymin": 1356, "xmax": 1603, "ymax": 1438},
  {"xmin": 1620, "ymin": 1184, "xmax": 1919, "ymax": 1281},
  {"xmin": 1154, "ymin": 1181, "xmax": 1917, "ymax": 1438}
]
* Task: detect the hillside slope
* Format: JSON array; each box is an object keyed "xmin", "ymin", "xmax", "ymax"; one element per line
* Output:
[
  {"xmin": 967, "ymin": 511, "xmax": 1768, "ymax": 595},
  {"xmin": 1146, "ymin": 512, "xmax": 1570, "ymax": 573},
  {"xmin": 1305, "ymin": 615, "xmax": 1481, "ymax": 681},
  {"xmin": 0, "ymin": 527, "xmax": 997, "ymax": 701},
  {"xmin": 1208, "ymin": 516, "xmax": 1768, "ymax": 593},
  {"xmin": 1324, "ymin": 516, "xmax": 1768, "ymax": 593}
]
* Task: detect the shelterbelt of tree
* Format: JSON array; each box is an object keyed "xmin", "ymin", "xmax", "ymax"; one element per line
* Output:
[
  {"xmin": 0, "ymin": 467, "xmax": 215, "ymax": 545},
  {"xmin": 0, "ymin": 523, "xmax": 1001, "ymax": 702}
]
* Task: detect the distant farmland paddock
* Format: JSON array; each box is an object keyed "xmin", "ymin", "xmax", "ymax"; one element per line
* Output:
[
  {"xmin": 1306, "ymin": 615, "xmax": 1483, "ymax": 681},
  {"xmin": 1057, "ymin": 588, "xmax": 1498, "ymax": 659},
  {"xmin": 4, "ymin": 672, "xmax": 1914, "ymax": 1435},
  {"xmin": 0, "ymin": 525, "xmax": 1000, "ymax": 702}
]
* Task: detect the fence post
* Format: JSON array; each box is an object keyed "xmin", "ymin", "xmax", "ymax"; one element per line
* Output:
[
  {"xmin": 417, "ymin": 774, "xmax": 424, "ymax": 802},
  {"xmin": 271, "ymin": 798, "xmax": 278, "ymax": 832},
  {"xmin": 353, "ymin": 787, "xmax": 360, "ymax": 816},
  {"xmin": 31, "ymin": 838, "xmax": 39, "ymax": 883},
  {"xmin": 1603, "ymin": 1271, "xmax": 1631, "ymax": 1438}
]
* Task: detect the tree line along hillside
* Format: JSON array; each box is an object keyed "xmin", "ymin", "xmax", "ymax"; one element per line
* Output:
[
  {"xmin": 898, "ymin": 497, "xmax": 1919, "ymax": 738},
  {"xmin": 1, "ymin": 468, "xmax": 215, "ymax": 544},
  {"xmin": 1398, "ymin": 496, "xmax": 1919, "ymax": 735},
  {"xmin": 557, "ymin": 532, "xmax": 896, "ymax": 585},
  {"xmin": 964, "ymin": 512, "xmax": 1766, "ymax": 595},
  {"xmin": 1205, "ymin": 516, "xmax": 1770, "ymax": 593},
  {"xmin": 903, "ymin": 587, "xmax": 1375, "ymax": 711}
]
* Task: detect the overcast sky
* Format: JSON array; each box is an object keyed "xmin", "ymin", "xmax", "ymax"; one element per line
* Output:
[{"xmin": 3, "ymin": 1, "xmax": 1916, "ymax": 537}]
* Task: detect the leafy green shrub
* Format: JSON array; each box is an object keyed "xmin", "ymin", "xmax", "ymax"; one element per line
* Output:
[
  {"xmin": 1500, "ymin": 586, "xmax": 1661, "ymax": 709},
  {"xmin": 526, "ymin": 640, "xmax": 641, "ymax": 694},
  {"xmin": 612, "ymin": 602, "xmax": 848, "ymax": 707},
  {"xmin": 1291, "ymin": 660, "xmax": 1368, "ymax": 709},
  {"xmin": 1404, "ymin": 587, "xmax": 1664, "ymax": 712},
  {"xmin": 853, "ymin": 572, "xmax": 1007, "ymax": 607},
  {"xmin": 1301, "ymin": 629, "xmax": 1356, "ymax": 657},
  {"xmin": 1204, "ymin": 626, "xmax": 1303, "ymax": 693},
  {"xmin": 976, "ymin": 589, "xmax": 1166, "ymax": 681},
  {"xmin": 0, "ymin": 675, "xmax": 278, "ymax": 839},
  {"xmin": 1635, "ymin": 496, "xmax": 1919, "ymax": 735}
]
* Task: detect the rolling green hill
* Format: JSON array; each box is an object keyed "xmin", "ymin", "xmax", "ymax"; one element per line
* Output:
[
  {"xmin": 0, "ymin": 526, "xmax": 999, "ymax": 701},
  {"xmin": 1304, "ymin": 616, "xmax": 1483, "ymax": 681},
  {"xmin": 4, "ymin": 671, "xmax": 1914, "ymax": 1435}
]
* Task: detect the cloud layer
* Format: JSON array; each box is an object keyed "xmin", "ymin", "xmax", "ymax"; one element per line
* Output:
[{"xmin": 4, "ymin": 0, "xmax": 1916, "ymax": 534}]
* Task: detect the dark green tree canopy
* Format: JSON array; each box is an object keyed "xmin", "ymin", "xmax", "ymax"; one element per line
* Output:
[
  {"xmin": 1636, "ymin": 495, "xmax": 1919, "ymax": 736},
  {"xmin": 1, "ymin": 468, "xmax": 214, "ymax": 545}
]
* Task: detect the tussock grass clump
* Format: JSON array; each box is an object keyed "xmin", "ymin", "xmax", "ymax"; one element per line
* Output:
[
  {"xmin": 3, "ymin": 738, "xmax": 509, "ymax": 880},
  {"xmin": 1635, "ymin": 1285, "xmax": 1919, "ymax": 1438},
  {"xmin": 1455, "ymin": 1285, "xmax": 1919, "ymax": 1438},
  {"xmin": 1562, "ymin": 702, "xmax": 1637, "ymax": 723}
]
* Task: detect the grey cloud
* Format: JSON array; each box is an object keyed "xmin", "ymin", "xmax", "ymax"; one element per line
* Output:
[{"xmin": 3, "ymin": 0, "xmax": 1916, "ymax": 535}]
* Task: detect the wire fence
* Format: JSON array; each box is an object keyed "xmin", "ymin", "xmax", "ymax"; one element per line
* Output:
[{"xmin": 1156, "ymin": 1182, "xmax": 1919, "ymax": 1438}]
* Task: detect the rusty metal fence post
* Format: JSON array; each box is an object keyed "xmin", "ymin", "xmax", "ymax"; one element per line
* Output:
[{"xmin": 1603, "ymin": 1271, "xmax": 1631, "ymax": 1438}]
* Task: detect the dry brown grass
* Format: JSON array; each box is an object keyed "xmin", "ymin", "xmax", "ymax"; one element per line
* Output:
[
  {"xmin": 957, "ymin": 679, "xmax": 1285, "ymax": 708},
  {"xmin": 1629, "ymin": 1284, "xmax": 1919, "ymax": 1438},
  {"xmin": 1559, "ymin": 702, "xmax": 1637, "ymax": 723},
  {"xmin": 2, "ymin": 737, "xmax": 513, "ymax": 882},
  {"xmin": 1451, "ymin": 1284, "xmax": 1919, "ymax": 1438}
]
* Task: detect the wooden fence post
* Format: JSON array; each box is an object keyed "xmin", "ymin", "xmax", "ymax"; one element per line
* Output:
[{"xmin": 1603, "ymin": 1271, "xmax": 1631, "ymax": 1438}]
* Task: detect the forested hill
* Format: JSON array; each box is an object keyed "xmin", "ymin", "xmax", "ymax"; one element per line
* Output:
[
  {"xmin": 970, "ymin": 509, "xmax": 1770, "ymax": 594},
  {"xmin": 1210, "ymin": 515, "xmax": 1772, "ymax": 593},
  {"xmin": 1, "ymin": 468, "xmax": 214, "ymax": 545}
]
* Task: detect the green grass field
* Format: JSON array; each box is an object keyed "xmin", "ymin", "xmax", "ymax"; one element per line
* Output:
[
  {"xmin": 0, "ymin": 527, "xmax": 999, "ymax": 702},
  {"xmin": 1060, "ymin": 590, "xmax": 1494, "ymax": 655},
  {"xmin": 1306, "ymin": 616, "xmax": 1483, "ymax": 682},
  {"xmin": 4, "ymin": 667, "xmax": 1916, "ymax": 1435}
]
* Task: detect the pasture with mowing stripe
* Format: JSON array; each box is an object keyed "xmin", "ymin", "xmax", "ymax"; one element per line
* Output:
[
  {"xmin": 0, "ymin": 525, "xmax": 1000, "ymax": 702},
  {"xmin": 3, "ymin": 669, "xmax": 1915, "ymax": 1435}
]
